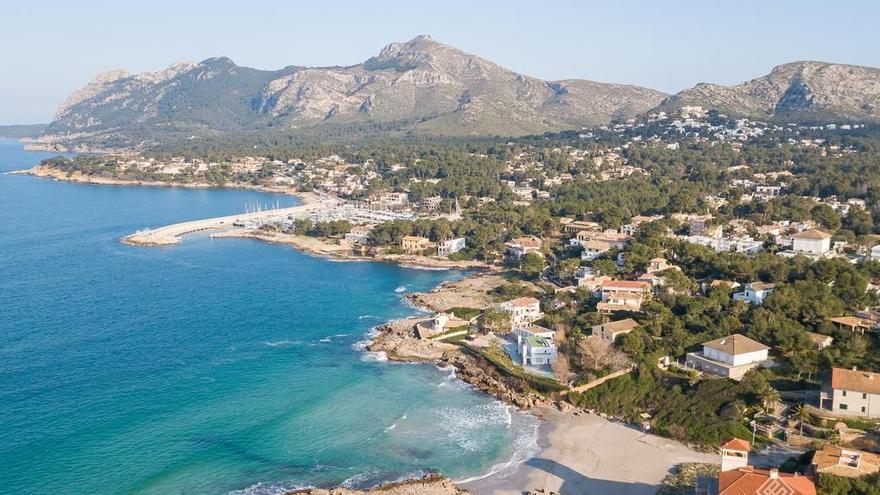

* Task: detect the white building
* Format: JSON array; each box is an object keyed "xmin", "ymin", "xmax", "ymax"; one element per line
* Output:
[
  {"xmin": 437, "ymin": 237, "xmax": 466, "ymax": 257},
  {"xmin": 685, "ymin": 334, "xmax": 770, "ymax": 380},
  {"xmin": 870, "ymin": 245, "xmax": 880, "ymax": 261},
  {"xmin": 791, "ymin": 229, "xmax": 832, "ymax": 255},
  {"xmin": 823, "ymin": 367, "xmax": 880, "ymax": 418},
  {"xmin": 516, "ymin": 325, "xmax": 557, "ymax": 366},
  {"xmin": 499, "ymin": 297, "xmax": 542, "ymax": 330},
  {"xmin": 733, "ymin": 282, "xmax": 776, "ymax": 305},
  {"xmin": 580, "ymin": 240, "xmax": 612, "ymax": 261}
]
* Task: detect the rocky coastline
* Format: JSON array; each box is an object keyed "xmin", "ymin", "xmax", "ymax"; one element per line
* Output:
[{"xmin": 285, "ymin": 473, "xmax": 469, "ymax": 495}]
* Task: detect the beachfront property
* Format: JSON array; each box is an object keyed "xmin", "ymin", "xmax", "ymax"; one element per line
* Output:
[
  {"xmin": 401, "ymin": 235, "xmax": 431, "ymax": 254},
  {"xmin": 592, "ymin": 318, "xmax": 639, "ymax": 344},
  {"xmin": 436, "ymin": 237, "xmax": 466, "ymax": 257},
  {"xmin": 596, "ymin": 280, "xmax": 651, "ymax": 313},
  {"xmin": 415, "ymin": 312, "xmax": 469, "ymax": 339},
  {"xmin": 498, "ymin": 297, "xmax": 542, "ymax": 330},
  {"xmin": 685, "ymin": 334, "xmax": 770, "ymax": 380},
  {"xmin": 343, "ymin": 224, "xmax": 374, "ymax": 245},
  {"xmin": 515, "ymin": 325, "xmax": 557, "ymax": 366},
  {"xmin": 791, "ymin": 228, "xmax": 832, "ymax": 255},
  {"xmin": 505, "ymin": 235, "xmax": 543, "ymax": 260},
  {"xmin": 810, "ymin": 444, "xmax": 880, "ymax": 478},
  {"xmin": 732, "ymin": 282, "xmax": 776, "ymax": 305},
  {"xmin": 697, "ymin": 438, "xmax": 816, "ymax": 495},
  {"xmin": 821, "ymin": 367, "xmax": 880, "ymax": 418}
]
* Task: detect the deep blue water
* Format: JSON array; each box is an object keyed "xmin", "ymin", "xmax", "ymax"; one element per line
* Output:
[{"xmin": 0, "ymin": 141, "xmax": 536, "ymax": 495}]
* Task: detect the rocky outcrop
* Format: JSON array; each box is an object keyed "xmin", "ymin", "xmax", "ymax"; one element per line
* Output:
[
  {"xmin": 287, "ymin": 473, "xmax": 468, "ymax": 495},
  {"xmin": 655, "ymin": 61, "xmax": 880, "ymax": 121},
  {"xmin": 443, "ymin": 352, "xmax": 547, "ymax": 409},
  {"xmin": 366, "ymin": 318, "xmax": 458, "ymax": 362},
  {"xmin": 39, "ymin": 35, "xmax": 666, "ymax": 150}
]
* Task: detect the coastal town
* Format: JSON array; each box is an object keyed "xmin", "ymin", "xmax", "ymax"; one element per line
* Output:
[{"xmin": 22, "ymin": 107, "xmax": 880, "ymax": 494}]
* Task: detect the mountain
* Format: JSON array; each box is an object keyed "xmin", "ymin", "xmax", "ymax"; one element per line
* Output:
[
  {"xmin": 38, "ymin": 35, "xmax": 667, "ymax": 150},
  {"xmin": 655, "ymin": 61, "xmax": 880, "ymax": 122},
  {"xmin": 0, "ymin": 124, "xmax": 47, "ymax": 139}
]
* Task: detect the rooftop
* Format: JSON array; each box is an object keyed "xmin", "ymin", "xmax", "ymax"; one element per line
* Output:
[
  {"xmin": 598, "ymin": 318, "xmax": 639, "ymax": 333},
  {"xmin": 721, "ymin": 437, "xmax": 751, "ymax": 452},
  {"xmin": 718, "ymin": 467, "xmax": 815, "ymax": 495},
  {"xmin": 811, "ymin": 445, "xmax": 880, "ymax": 478},
  {"xmin": 505, "ymin": 296, "xmax": 540, "ymax": 308},
  {"xmin": 831, "ymin": 367, "xmax": 880, "ymax": 394},
  {"xmin": 703, "ymin": 334, "xmax": 769, "ymax": 356},
  {"xmin": 602, "ymin": 280, "xmax": 652, "ymax": 290},
  {"xmin": 792, "ymin": 228, "xmax": 832, "ymax": 240}
]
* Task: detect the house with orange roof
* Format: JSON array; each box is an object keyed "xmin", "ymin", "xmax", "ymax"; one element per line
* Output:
[
  {"xmin": 596, "ymin": 280, "xmax": 651, "ymax": 313},
  {"xmin": 498, "ymin": 296, "xmax": 542, "ymax": 330},
  {"xmin": 696, "ymin": 438, "xmax": 816, "ymax": 495}
]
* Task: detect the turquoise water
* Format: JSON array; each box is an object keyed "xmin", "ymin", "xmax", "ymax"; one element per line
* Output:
[{"xmin": 0, "ymin": 141, "xmax": 537, "ymax": 495}]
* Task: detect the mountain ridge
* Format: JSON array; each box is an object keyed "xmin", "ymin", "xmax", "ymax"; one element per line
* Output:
[{"xmin": 38, "ymin": 35, "xmax": 667, "ymax": 150}]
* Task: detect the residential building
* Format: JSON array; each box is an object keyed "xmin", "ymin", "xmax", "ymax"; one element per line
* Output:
[
  {"xmin": 401, "ymin": 235, "xmax": 431, "ymax": 254},
  {"xmin": 505, "ymin": 235, "xmax": 543, "ymax": 260},
  {"xmin": 619, "ymin": 214, "xmax": 663, "ymax": 236},
  {"xmin": 830, "ymin": 316, "xmax": 875, "ymax": 334},
  {"xmin": 791, "ymin": 229, "xmax": 832, "ymax": 255},
  {"xmin": 822, "ymin": 367, "xmax": 880, "ymax": 418},
  {"xmin": 805, "ymin": 331, "xmax": 833, "ymax": 350},
  {"xmin": 343, "ymin": 224, "xmax": 374, "ymax": 245},
  {"xmin": 516, "ymin": 325, "xmax": 557, "ymax": 366},
  {"xmin": 696, "ymin": 438, "xmax": 816, "ymax": 495},
  {"xmin": 597, "ymin": 280, "xmax": 652, "ymax": 313},
  {"xmin": 811, "ymin": 445, "xmax": 880, "ymax": 478},
  {"xmin": 871, "ymin": 244, "xmax": 880, "ymax": 261},
  {"xmin": 579, "ymin": 240, "xmax": 612, "ymax": 261},
  {"xmin": 499, "ymin": 297, "xmax": 542, "ymax": 330},
  {"xmin": 592, "ymin": 318, "xmax": 639, "ymax": 344},
  {"xmin": 415, "ymin": 312, "xmax": 469, "ymax": 339},
  {"xmin": 437, "ymin": 237, "xmax": 466, "ymax": 257},
  {"xmin": 733, "ymin": 282, "xmax": 776, "ymax": 305},
  {"xmin": 571, "ymin": 229, "xmax": 632, "ymax": 250},
  {"xmin": 685, "ymin": 334, "xmax": 770, "ymax": 380},
  {"xmin": 562, "ymin": 220, "xmax": 601, "ymax": 234}
]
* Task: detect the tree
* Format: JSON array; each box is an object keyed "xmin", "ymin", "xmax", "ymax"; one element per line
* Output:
[
  {"xmin": 791, "ymin": 403, "xmax": 811, "ymax": 436},
  {"xmin": 551, "ymin": 353, "xmax": 572, "ymax": 385},
  {"xmin": 519, "ymin": 252, "xmax": 546, "ymax": 279}
]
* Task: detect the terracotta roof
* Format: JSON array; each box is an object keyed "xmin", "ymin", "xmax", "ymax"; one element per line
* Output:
[
  {"xmin": 831, "ymin": 367, "xmax": 880, "ymax": 394},
  {"xmin": 505, "ymin": 297, "xmax": 540, "ymax": 308},
  {"xmin": 602, "ymin": 280, "xmax": 652, "ymax": 290},
  {"xmin": 721, "ymin": 437, "xmax": 751, "ymax": 452},
  {"xmin": 598, "ymin": 318, "xmax": 639, "ymax": 334},
  {"xmin": 811, "ymin": 445, "xmax": 880, "ymax": 477},
  {"xmin": 792, "ymin": 228, "xmax": 832, "ymax": 240},
  {"xmin": 703, "ymin": 334, "xmax": 769, "ymax": 356},
  {"xmin": 748, "ymin": 281, "xmax": 776, "ymax": 291},
  {"xmin": 805, "ymin": 332, "xmax": 833, "ymax": 345},
  {"xmin": 718, "ymin": 467, "xmax": 815, "ymax": 495},
  {"xmin": 582, "ymin": 240, "xmax": 613, "ymax": 250}
]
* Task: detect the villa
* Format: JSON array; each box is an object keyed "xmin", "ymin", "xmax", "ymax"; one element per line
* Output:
[
  {"xmin": 821, "ymin": 367, "xmax": 880, "ymax": 418},
  {"xmin": 505, "ymin": 235, "xmax": 543, "ymax": 260},
  {"xmin": 592, "ymin": 318, "xmax": 639, "ymax": 344},
  {"xmin": 685, "ymin": 334, "xmax": 770, "ymax": 380},
  {"xmin": 401, "ymin": 235, "xmax": 431, "ymax": 254},
  {"xmin": 791, "ymin": 228, "xmax": 832, "ymax": 255},
  {"xmin": 499, "ymin": 297, "xmax": 542, "ymax": 330},
  {"xmin": 436, "ymin": 237, "xmax": 466, "ymax": 257},
  {"xmin": 697, "ymin": 438, "xmax": 816, "ymax": 495},
  {"xmin": 733, "ymin": 282, "xmax": 776, "ymax": 305},
  {"xmin": 515, "ymin": 325, "xmax": 557, "ymax": 366},
  {"xmin": 597, "ymin": 280, "xmax": 651, "ymax": 313}
]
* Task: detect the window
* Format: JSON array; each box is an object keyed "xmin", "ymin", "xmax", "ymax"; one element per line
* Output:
[
  {"xmin": 863, "ymin": 393, "xmax": 868, "ymax": 400},
  {"xmin": 840, "ymin": 404, "xmax": 848, "ymax": 410},
  {"xmin": 862, "ymin": 407, "xmax": 867, "ymax": 413},
  {"xmin": 842, "ymin": 391, "xmax": 847, "ymax": 397}
]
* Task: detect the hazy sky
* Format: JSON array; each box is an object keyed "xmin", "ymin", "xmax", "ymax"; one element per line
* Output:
[{"xmin": 3, "ymin": 0, "xmax": 879, "ymax": 124}]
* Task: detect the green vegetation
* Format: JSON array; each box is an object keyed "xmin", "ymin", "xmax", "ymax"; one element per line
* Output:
[
  {"xmin": 816, "ymin": 473, "xmax": 880, "ymax": 495},
  {"xmin": 459, "ymin": 342, "xmax": 567, "ymax": 395}
]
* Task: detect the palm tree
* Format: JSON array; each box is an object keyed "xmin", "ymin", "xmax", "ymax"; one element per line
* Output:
[
  {"xmin": 761, "ymin": 387, "xmax": 781, "ymax": 416},
  {"xmin": 792, "ymin": 403, "xmax": 811, "ymax": 436}
]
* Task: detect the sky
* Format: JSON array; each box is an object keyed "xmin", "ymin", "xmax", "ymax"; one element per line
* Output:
[{"xmin": 2, "ymin": 0, "xmax": 879, "ymax": 124}]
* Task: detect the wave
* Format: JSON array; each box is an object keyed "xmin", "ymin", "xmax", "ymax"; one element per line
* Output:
[
  {"xmin": 435, "ymin": 402, "xmax": 515, "ymax": 452},
  {"xmin": 318, "ymin": 337, "xmax": 333, "ymax": 343},
  {"xmin": 352, "ymin": 326, "xmax": 381, "ymax": 351},
  {"xmin": 360, "ymin": 350, "xmax": 388, "ymax": 362},
  {"xmin": 398, "ymin": 264, "xmax": 450, "ymax": 271},
  {"xmin": 454, "ymin": 412, "xmax": 542, "ymax": 484},
  {"xmin": 394, "ymin": 285, "xmax": 407, "ymax": 293},
  {"xmin": 228, "ymin": 481, "xmax": 313, "ymax": 495},
  {"xmin": 264, "ymin": 340, "xmax": 301, "ymax": 347}
]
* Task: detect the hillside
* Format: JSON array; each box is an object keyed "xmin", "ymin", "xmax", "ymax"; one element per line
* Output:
[
  {"xmin": 655, "ymin": 61, "xmax": 880, "ymax": 122},
  {"xmin": 36, "ymin": 35, "xmax": 666, "ymax": 151}
]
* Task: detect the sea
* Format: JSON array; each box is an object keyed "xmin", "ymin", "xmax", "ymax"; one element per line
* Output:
[{"xmin": 0, "ymin": 140, "xmax": 539, "ymax": 495}]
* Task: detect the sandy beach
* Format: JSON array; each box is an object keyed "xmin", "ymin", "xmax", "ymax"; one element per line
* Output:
[{"xmin": 462, "ymin": 406, "xmax": 718, "ymax": 495}]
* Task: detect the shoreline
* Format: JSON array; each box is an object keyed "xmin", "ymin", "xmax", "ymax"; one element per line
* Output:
[{"xmin": 18, "ymin": 163, "xmax": 721, "ymax": 494}]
